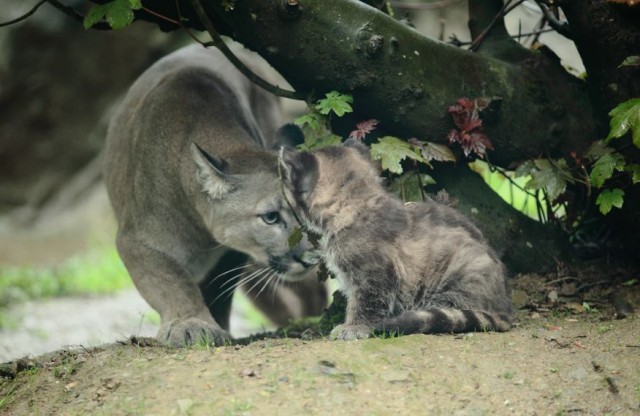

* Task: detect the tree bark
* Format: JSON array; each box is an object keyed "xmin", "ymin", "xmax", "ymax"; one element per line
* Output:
[
  {"xmin": 427, "ymin": 164, "xmax": 570, "ymax": 273},
  {"xmin": 133, "ymin": 0, "xmax": 596, "ymax": 166}
]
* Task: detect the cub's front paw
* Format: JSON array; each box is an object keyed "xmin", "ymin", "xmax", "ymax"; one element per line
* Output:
[
  {"xmin": 330, "ymin": 324, "xmax": 372, "ymax": 341},
  {"xmin": 158, "ymin": 317, "xmax": 229, "ymax": 347}
]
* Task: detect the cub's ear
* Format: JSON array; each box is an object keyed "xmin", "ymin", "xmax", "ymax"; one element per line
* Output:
[
  {"xmin": 190, "ymin": 143, "xmax": 234, "ymax": 199},
  {"xmin": 343, "ymin": 138, "xmax": 381, "ymax": 173},
  {"xmin": 343, "ymin": 138, "xmax": 370, "ymax": 159},
  {"xmin": 272, "ymin": 123, "xmax": 305, "ymax": 149},
  {"xmin": 278, "ymin": 146, "xmax": 318, "ymax": 194}
]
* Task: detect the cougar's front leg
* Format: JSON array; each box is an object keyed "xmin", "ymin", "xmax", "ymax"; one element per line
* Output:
[{"xmin": 117, "ymin": 234, "xmax": 229, "ymax": 347}]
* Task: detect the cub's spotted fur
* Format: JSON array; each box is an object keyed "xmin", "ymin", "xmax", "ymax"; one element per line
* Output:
[{"xmin": 280, "ymin": 140, "xmax": 514, "ymax": 340}]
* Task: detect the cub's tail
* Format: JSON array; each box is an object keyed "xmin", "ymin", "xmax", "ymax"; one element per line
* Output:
[{"xmin": 373, "ymin": 307, "xmax": 513, "ymax": 335}]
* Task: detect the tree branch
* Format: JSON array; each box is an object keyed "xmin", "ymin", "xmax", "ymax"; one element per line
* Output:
[
  {"xmin": 534, "ymin": 0, "xmax": 572, "ymax": 39},
  {"xmin": 198, "ymin": 0, "xmax": 593, "ymax": 165},
  {"xmin": 44, "ymin": 0, "xmax": 112, "ymax": 30},
  {"xmin": 0, "ymin": 0, "xmax": 47, "ymax": 27},
  {"xmin": 188, "ymin": 0, "xmax": 304, "ymax": 101}
]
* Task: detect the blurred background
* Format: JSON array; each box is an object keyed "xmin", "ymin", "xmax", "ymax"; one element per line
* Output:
[{"xmin": 0, "ymin": 0, "xmax": 583, "ymax": 362}]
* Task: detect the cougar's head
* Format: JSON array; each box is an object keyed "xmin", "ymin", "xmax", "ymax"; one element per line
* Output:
[{"xmin": 191, "ymin": 143, "xmax": 314, "ymax": 281}]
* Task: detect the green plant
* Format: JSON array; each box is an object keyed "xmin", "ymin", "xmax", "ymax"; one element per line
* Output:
[
  {"xmin": 502, "ymin": 370, "xmax": 515, "ymax": 380},
  {"xmin": 0, "ymin": 384, "xmax": 17, "ymax": 410},
  {"xmin": 0, "ymin": 246, "xmax": 131, "ymax": 328},
  {"xmin": 588, "ymin": 98, "xmax": 640, "ymax": 215},
  {"xmin": 294, "ymin": 91, "xmax": 353, "ymax": 151},
  {"xmin": 84, "ymin": 0, "xmax": 142, "ymax": 30}
]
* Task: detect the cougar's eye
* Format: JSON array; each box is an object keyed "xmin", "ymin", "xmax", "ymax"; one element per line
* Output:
[{"xmin": 260, "ymin": 211, "xmax": 280, "ymax": 225}]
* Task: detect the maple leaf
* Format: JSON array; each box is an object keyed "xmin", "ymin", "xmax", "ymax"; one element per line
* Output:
[
  {"xmin": 584, "ymin": 140, "xmax": 615, "ymax": 161},
  {"xmin": 595, "ymin": 188, "xmax": 625, "ymax": 215},
  {"xmin": 447, "ymin": 129, "xmax": 493, "ymax": 158},
  {"xmin": 370, "ymin": 136, "xmax": 424, "ymax": 174},
  {"xmin": 606, "ymin": 98, "xmax": 640, "ymax": 148},
  {"xmin": 524, "ymin": 159, "xmax": 572, "ymax": 201},
  {"xmin": 348, "ymin": 119, "xmax": 379, "ymax": 141},
  {"xmin": 408, "ymin": 138, "xmax": 456, "ymax": 163},
  {"xmin": 446, "ymin": 97, "xmax": 493, "ymax": 158},
  {"xmin": 315, "ymin": 91, "xmax": 354, "ymax": 117},
  {"xmin": 589, "ymin": 152, "xmax": 626, "ymax": 188},
  {"xmin": 448, "ymin": 97, "xmax": 477, "ymax": 130},
  {"xmin": 389, "ymin": 172, "xmax": 435, "ymax": 202},
  {"xmin": 626, "ymin": 164, "xmax": 640, "ymax": 184}
]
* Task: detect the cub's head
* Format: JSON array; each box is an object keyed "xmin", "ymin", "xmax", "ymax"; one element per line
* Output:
[
  {"xmin": 191, "ymin": 143, "xmax": 313, "ymax": 281},
  {"xmin": 278, "ymin": 139, "xmax": 379, "ymax": 233}
]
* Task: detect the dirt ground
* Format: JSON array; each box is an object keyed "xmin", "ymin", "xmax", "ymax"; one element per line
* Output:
[{"xmin": 1, "ymin": 262, "xmax": 639, "ymax": 416}]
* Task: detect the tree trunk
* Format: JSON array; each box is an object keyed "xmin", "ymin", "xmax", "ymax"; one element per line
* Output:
[
  {"xmin": 84, "ymin": 0, "xmax": 640, "ymax": 269},
  {"xmin": 158, "ymin": 0, "xmax": 596, "ymax": 166}
]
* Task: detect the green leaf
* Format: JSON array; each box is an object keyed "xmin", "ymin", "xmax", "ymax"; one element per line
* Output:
[
  {"xmin": 585, "ymin": 140, "xmax": 614, "ymax": 161},
  {"xmin": 288, "ymin": 227, "xmax": 303, "ymax": 250},
  {"xmin": 370, "ymin": 136, "xmax": 424, "ymax": 174},
  {"xmin": 408, "ymin": 138, "xmax": 456, "ymax": 163},
  {"xmin": 389, "ymin": 172, "xmax": 435, "ymax": 202},
  {"xmin": 606, "ymin": 98, "xmax": 640, "ymax": 148},
  {"xmin": 514, "ymin": 160, "xmax": 536, "ymax": 178},
  {"xmin": 626, "ymin": 164, "xmax": 640, "ymax": 184},
  {"xmin": 297, "ymin": 134, "xmax": 342, "ymax": 152},
  {"xmin": 619, "ymin": 56, "xmax": 640, "ymax": 68},
  {"xmin": 315, "ymin": 91, "xmax": 354, "ymax": 117},
  {"xmin": 595, "ymin": 188, "xmax": 624, "ymax": 215},
  {"xmin": 294, "ymin": 112, "xmax": 324, "ymax": 132},
  {"xmin": 84, "ymin": 0, "xmax": 140, "ymax": 30},
  {"xmin": 590, "ymin": 152, "xmax": 625, "ymax": 188},
  {"xmin": 83, "ymin": 4, "xmax": 109, "ymax": 29},
  {"xmin": 524, "ymin": 159, "xmax": 568, "ymax": 201}
]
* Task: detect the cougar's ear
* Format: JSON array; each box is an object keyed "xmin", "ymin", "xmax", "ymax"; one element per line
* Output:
[
  {"xmin": 278, "ymin": 146, "xmax": 298, "ymax": 187},
  {"xmin": 190, "ymin": 143, "xmax": 234, "ymax": 199},
  {"xmin": 272, "ymin": 123, "xmax": 305, "ymax": 149}
]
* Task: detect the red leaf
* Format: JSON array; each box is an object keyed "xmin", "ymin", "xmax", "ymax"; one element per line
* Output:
[
  {"xmin": 461, "ymin": 117, "xmax": 483, "ymax": 132},
  {"xmin": 349, "ymin": 119, "xmax": 379, "ymax": 141},
  {"xmin": 446, "ymin": 97, "xmax": 493, "ymax": 158}
]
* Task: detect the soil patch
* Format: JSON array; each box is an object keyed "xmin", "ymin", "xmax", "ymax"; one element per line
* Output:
[
  {"xmin": 1, "ymin": 261, "xmax": 639, "ymax": 415},
  {"xmin": 1, "ymin": 314, "xmax": 638, "ymax": 415}
]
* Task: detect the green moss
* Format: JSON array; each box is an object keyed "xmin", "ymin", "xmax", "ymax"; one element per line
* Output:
[{"xmin": 0, "ymin": 246, "xmax": 131, "ymax": 324}]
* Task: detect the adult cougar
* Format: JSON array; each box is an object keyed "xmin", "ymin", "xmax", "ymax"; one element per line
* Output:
[
  {"xmin": 280, "ymin": 140, "xmax": 513, "ymax": 340},
  {"xmin": 104, "ymin": 44, "xmax": 326, "ymax": 347}
]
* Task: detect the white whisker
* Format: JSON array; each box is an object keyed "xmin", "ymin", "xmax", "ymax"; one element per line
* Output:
[
  {"xmin": 257, "ymin": 271, "xmax": 278, "ymax": 297},
  {"xmin": 269, "ymin": 273, "xmax": 283, "ymax": 303},
  {"xmin": 211, "ymin": 264, "xmax": 253, "ymax": 282},
  {"xmin": 210, "ymin": 268, "xmax": 267, "ymax": 305},
  {"xmin": 243, "ymin": 268, "xmax": 275, "ymax": 298},
  {"xmin": 216, "ymin": 264, "xmax": 253, "ymax": 288}
]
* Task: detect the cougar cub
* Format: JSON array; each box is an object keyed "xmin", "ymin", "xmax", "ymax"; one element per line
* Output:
[{"xmin": 280, "ymin": 140, "xmax": 514, "ymax": 340}]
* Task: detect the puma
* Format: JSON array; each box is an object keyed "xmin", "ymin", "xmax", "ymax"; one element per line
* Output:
[{"xmin": 103, "ymin": 44, "xmax": 326, "ymax": 347}]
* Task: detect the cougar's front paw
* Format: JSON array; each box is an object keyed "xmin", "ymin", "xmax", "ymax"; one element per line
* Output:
[
  {"xmin": 330, "ymin": 324, "xmax": 372, "ymax": 341},
  {"xmin": 158, "ymin": 317, "xmax": 229, "ymax": 347}
]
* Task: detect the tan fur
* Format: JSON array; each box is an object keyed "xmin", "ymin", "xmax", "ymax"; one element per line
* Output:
[{"xmin": 104, "ymin": 45, "xmax": 326, "ymax": 347}]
